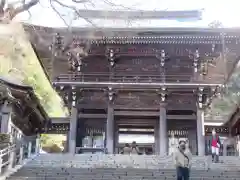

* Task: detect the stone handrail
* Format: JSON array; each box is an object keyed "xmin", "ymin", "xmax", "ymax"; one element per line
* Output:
[{"xmin": 0, "ymin": 136, "xmax": 40, "ymax": 178}]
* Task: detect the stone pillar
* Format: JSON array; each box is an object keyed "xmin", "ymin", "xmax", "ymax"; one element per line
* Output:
[
  {"xmin": 35, "ymin": 135, "xmax": 40, "ymax": 154},
  {"xmin": 1, "ymin": 102, "xmax": 12, "ymax": 133},
  {"xmin": 159, "ymin": 104, "xmax": 167, "ymax": 156},
  {"xmin": 154, "ymin": 124, "xmax": 159, "ymax": 154},
  {"xmin": 197, "ymin": 108, "xmax": 205, "ymax": 156},
  {"xmin": 8, "ymin": 147, "xmax": 15, "ymax": 169},
  {"xmin": 28, "ymin": 141, "xmax": 32, "ymax": 158},
  {"xmin": 69, "ymin": 107, "xmax": 78, "ymax": 154},
  {"xmin": 106, "ymin": 104, "xmax": 114, "ymax": 154},
  {"xmin": 19, "ymin": 145, "xmax": 24, "ymax": 164}
]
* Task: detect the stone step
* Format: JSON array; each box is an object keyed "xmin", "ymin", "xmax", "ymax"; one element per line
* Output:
[
  {"xmin": 6, "ymin": 154, "xmax": 240, "ymax": 180},
  {"xmin": 12, "ymin": 173, "xmax": 240, "ymax": 178},
  {"xmin": 15, "ymin": 168, "xmax": 240, "ymax": 173},
  {"xmin": 7, "ymin": 177, "xmax": 240, "ymax": 180}
]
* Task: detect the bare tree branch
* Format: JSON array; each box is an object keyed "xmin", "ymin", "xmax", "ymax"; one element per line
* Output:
[
  {"xmin": 72, "ymin": 0, "xmax": 95, "ymax": 7},
  {"xmin": 13, "ymin": 0, "xmax": 39, "ymax": 19},
  {"xmin": 72, "ymin": 0, "xmax": 89, "ymax": 3},
  {"xmin": 0, "ymin": 0, "xmax": 5, "ymax": 8},
  {"xmin": 0, "ymin": 0, "xmax": 39, "ymax": 22},
  {"xmin": 0, "ymin": 0, "xmax": 139, "ymax": 26},
  {"xmin": 0, "ymin": 0, "xmax": 6, "ymax": 16},
  {"xmin": 53, "ymin": 0, "xmax": 97, "ymax": 27},
  {"xmin": 49, "ymin": 0, "xmax": 70, "ymax": 27},
  {"xmin": 102, "ymin": 0, "xmax": 136, "ymax": 10},
  {"xmin": 208, "ymin": 20, "xmax": 223, "ymax": 28}
]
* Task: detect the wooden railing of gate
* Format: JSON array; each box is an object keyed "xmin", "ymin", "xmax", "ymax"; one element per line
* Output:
[{"xmin": 56, "ymin": 73, "xmax": 192, "ymax": 83}]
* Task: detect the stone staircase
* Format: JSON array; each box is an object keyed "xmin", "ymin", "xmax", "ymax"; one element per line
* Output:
[{"xmin": 6, "ymin": 154, "xmax": 240, "ymax": 180}]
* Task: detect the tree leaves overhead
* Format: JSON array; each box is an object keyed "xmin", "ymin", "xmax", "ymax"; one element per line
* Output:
[{"xmin": 0, "ymin": 22, "xmax": 67, "ymax": 117}]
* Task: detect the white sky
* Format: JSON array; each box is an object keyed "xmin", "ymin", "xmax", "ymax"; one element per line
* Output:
[
  {"xmin": 14, "ymin": 0, "xmax": 240, "ymax": 28},
  {"xmin": 119, "ymin": 134, "xmax": 154, "ymax": 144}
]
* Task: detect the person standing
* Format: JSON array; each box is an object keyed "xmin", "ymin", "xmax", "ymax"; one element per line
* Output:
[
  {"xmin": 237, "ymin": 135, "xmax": 240, "ymax": 156},
  {"xmin": 211, "ymin": 129, "xmax": 221, "ymax": 163},
  {"xmin": 174, "ymin": 140, "xmax": 192, "ymax": 180},
  {"xmin": 131, "ymin": 141, "xmax": 140, "ymax": 155},
  {"xmin": 169, "ymin": 132, "xmax": 178, "ymax": 155},
  {"xmin": 122, "ymin": 143, "xmax": 132, "ymax": 154}
]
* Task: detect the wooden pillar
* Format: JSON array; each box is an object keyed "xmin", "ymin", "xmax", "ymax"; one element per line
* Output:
[
  {"xmin": 197, "ymin": 108, "xmax": 205, "ymax": 156},
  {"xmin": 154, "ymin": 123, "xmax": 159, "ymax": 154},
  {"xmin": 114, "ymin": 125, "xmax": 119, "ymax": 153},
  {"xmin": 106, "ymin": 103, "xmax": 114, "ymax": 154},
  {"xmin": 64, "ymin": 132, "xmax": 69, "ymax": 153},
  {"xmin": 69, "ymin": 107, "xmax": 78, "ymax": 154},
  {"xmin": 159, "ymin": 103, "xmax": 167, "ymax": 156},
  {"xmin": 188, "ymin": 129, "xmax": 197, "ymax": 155}
]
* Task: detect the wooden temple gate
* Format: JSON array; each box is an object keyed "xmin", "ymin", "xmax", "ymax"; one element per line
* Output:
[{"xmin": 24, "ymin": 24, "xmax": 240, "ymax": 155}]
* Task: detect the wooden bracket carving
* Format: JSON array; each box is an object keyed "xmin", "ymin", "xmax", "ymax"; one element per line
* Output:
[
  {"xmin": 51, "ymin": 33, "xmax": 63, "ymax": 57},
  {"xmin": 193, "ymin": 49, "xmax": 199, "ymax": 73},
  {"xmin": 106, "ymin": 48, "xmax": 116, "ymax": 67},
  {"xmin": 67, "ymin": 45, "xmax": 87, "ymax": 72},
  {"xmin": 156, "ymin": 87, "xmax": 167, "ymax": 103},
  {"xmin": 197, "ymin": 87, "xmax": 204, "ymax": 109}
]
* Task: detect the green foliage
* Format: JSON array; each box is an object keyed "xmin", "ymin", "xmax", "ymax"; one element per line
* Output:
[
  {"xmin": 40, "ymin": 134, "xmax": 66, "ymax": 152},
  {"xmin": 0, "ymin": 133, "xmax": 10, "ymax": 144},
  {"xmin": 42, "ymin": 144, "xmax": 62, "ymax": 153},
  {"xmin": 0, "ymin": 23, "xmax": 68, "ymax": 117},
  {"xmin": 206, "ymin": 64, "xmax": 240, "ymax": 121},
  {"xmin": 40, "ymin": 134, "xmax": 51, "ymax": 145}
]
